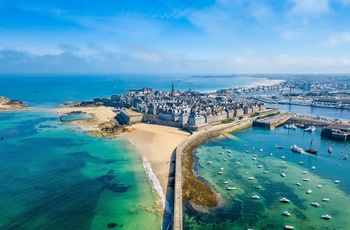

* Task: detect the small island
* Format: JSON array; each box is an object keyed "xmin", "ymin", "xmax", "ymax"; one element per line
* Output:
[{"xmin": 0, "ymin": 96, "xmax": 28, "ymax": 112}]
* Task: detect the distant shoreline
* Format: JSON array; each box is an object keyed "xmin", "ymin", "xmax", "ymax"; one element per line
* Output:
[{"xmin": 0, "ymin": 96, "xmax": 29, "ymax": 112}]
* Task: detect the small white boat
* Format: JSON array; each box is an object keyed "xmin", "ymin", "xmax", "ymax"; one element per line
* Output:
[
  {"xmin": 283, "ymin": 211, "xmax": 291, "ymax": 216},
  {"xmin": 207, "ymin": 161, "xmax": 212, "ymax": 164},
  {"xmin": 227, "ymin": 186, "xmax": 236, "ymax": 190},
  {"xmin": 252, "ymin": 147, "xmax": 255, "ymax": 150},
  {"xmin": 284, "ymin": 226, "xmax": 294, "ymax": 229},
  {"xmin": 248, "ymin": 177, "xmax": 255, "ymax": 180},
  {"xmin": 335, "ymin": 180, "xmax": 341, "ymax": 183},
  {"xmin": 218, "ymin": 151, "xmax": 223, "ymax": 155},
  {"xmin": 227, "ymin": 150, "xmax": 232, "ymax": 153},
  {"xmin": 270, "ymin": 153, "xmax": 273, "ymax": 156},
  {"xmin": 258, "ymin": 165, "xmax": 263, "ymax": 168},
  {"xmin": 296, "ymin": 182, "xmax": 301, "ymax": 186},
  {"xmin": 304, "ymin": 126, "xmax": 316, "ymax": 132},
  {"xmin": 228, "ymin": 154, "xmax": 232, "ymax": 157},
  {"xmin": 317, "ymin": 184, "xmax": 322, "ymax": 188},
  {"xmin": 280, "ymin": 198, "xmax": 291, "ymax": 203},
  {"xmin": 281, "ymin": 156, "xmax": 285, "ymax": 159},
  {"xmin": 224, "ymin": 159, "xmax": 228, "ymax": 161},
  {"xmin": 263, "ymin": 171, "xmax": 269, "ymax": 174},
  {"xmin": 303, "ymin": 178, "xmax": 310, "ymax": 181},
  {"xmin": 252, "ymin": 157, "xmax": 256, "ymax": 161},
  {"xmin": 299, "ymin": 161, "xmax": 304, "ymax": 164},
  {"xmin": 307, "ymin": 189, "xmax": 312, "ymax": 194},
  {"xmin": 235, "ymin": 161, "xmax": 241, "ymax": 165},
  {"xmin": 322, "ymin": 214, "xmax": 332, "ymax": 219},
  {"xmin": 322, "ymin": 198, "xmax": 330, "ymax": 202},
  {"xmin": 311, "ymin": 166, "xmax": 316, "ymax": 170},
  {"xmin": 252, "ymin": 195, "xmax": 260, "ymax": 199},
  {"xmin": 218, "ymin": 171, "xmax": 223, "ymax": 175},
  {"xmin": 281, "ymin": 173, "xmax": 286, "ymax": 177},
  {"xmin": 220, "ymin": 167, "xmax": 224, "ymax": 171},
  {"xmin": 260, "ymin": 149, "xmax": 263, "ymax": 152},
  {"xmin": 245, "ymin": 144, "xmax": 248, "ymax": 147},
  {"xmin": 276, "ymin": 145, "xmax": 284, "ymax": 149},
  {"xmin": 223, "ymin": 181, "xmax": 228, "ymax": 184},
  {"xmin": 245, "ymin": 150, "xmax": 249, "ymax": 153},
  {"xmin": 311, "ymin": 202, "xmax": 320, "ymax": 207},
  {"xmin": 254, "ymin": 154, "xmax": 258, "ymax": 157},
  {"xmin": 303, "ymin": 171, "xmax": 308, "ymax": 174},
  {"xmin": 255, "ymin": 185, "xmax": 262, "ymax": 189}
]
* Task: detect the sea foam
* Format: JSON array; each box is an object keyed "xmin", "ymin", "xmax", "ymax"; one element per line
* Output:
[{"xmin": 142, "ymin": 156, "xmax": 172, "ymax": 215}]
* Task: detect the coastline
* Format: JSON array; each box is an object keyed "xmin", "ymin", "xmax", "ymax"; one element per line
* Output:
[
  {"xmin": 121, "ymin": 124, "xmax": 190, "ymax": 213},
  {"xmin": 0, "ymin": 96, "xmax": 29, "ymax": 112}
]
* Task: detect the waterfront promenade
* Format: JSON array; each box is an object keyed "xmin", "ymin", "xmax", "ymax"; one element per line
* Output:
[{"xmin": 173, "ymin": 119, "xmax": 253, "ymax": 229}]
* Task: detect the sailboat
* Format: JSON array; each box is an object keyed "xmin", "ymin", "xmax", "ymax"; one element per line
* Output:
[
  {"xmin": 306, "ymin": 138, "xmax": 318, "ymax": 154},
  {"xmin": 227, "ymin": 179, "xmax": 237, "ymax": 190}
]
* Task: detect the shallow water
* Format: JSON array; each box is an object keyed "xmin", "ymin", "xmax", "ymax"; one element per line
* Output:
[
  {"xmin": 184, "ymin": 126, "xmax": 350, "ymax": 229},
  {"xmin": 0, "ymin": 111, "xmax": 161, "ymax": 230}
]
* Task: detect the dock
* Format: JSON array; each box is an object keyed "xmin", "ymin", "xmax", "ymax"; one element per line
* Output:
[{"xmin": 253, "ymin": 114, "xmax": 292, "ymax": 129}]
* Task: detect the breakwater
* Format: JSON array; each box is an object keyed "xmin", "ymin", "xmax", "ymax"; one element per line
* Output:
[{"xmin": 174, "ymin": 120, "xmax": 253, "ymax": 230}]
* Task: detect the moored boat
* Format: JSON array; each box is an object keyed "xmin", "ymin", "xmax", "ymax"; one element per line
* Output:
[
  {"xmin": 291, "ymin": 144, "xmax": 304, "ymax": 153},
  {"xmin": 303, "ymin": 178, "xmax": 310, "ymax": 181},
  {"xmin": 283, "ymin": 211, "xmax": 291, "ymax": 216},
  {"xmin": 252, "ymin": 195, "xmax": 260, "ymax": 199},
  {"xmin": 227, "ymin": 186, "xmax": 236, "ymax": 190},
  {"xmin": 280, "ymin": 197, "xmax": 291, "ymax": 203},
  {"xmin": 334, "ymin": 180, "xmax": 341, "ymax": 183},
  {"xmin": 248, "ymin": 177, "xmax": 255, "ymax": 180},
  {"xmin": 296, "ymin": 182, "xmax": 301, "ymax": 186},
  {"xmin": 276, "ymin": 145, "xmax": 284, "ymax": 149},
  {"xmin": 281, "ymin": 173, "xmax": 286, "ymax": 177},
  {"xmin": 328, "ymin": 147, "xmax": 332, "ymax": 153},
  {"xmin": 306, "ymin": 138, "xmax": 318, "ymax": 154},
  {"xmin": 207, "ymin": 161, "xmax": 212, "ymax": 164},
  {"xmin": 322, "ymin": 198, "xmax": 330, "ymax": 202},
  {"xmin": 322, "ymin": 214, "xmax": 332, "ymax": 219},
  {"xmin": 284, "ymin": 225, "xmax": 294, "ymax": 229},
  {"xmin": 307, "ymin": 189, "xmax": 312, "ymax": 194},
  {"xmin": 311, "ymin": 202, "xmax": 320, "ymax": 207},
  {"xmin": 304, "ymin": 126, "xmax": 316, "ymax": 132}
]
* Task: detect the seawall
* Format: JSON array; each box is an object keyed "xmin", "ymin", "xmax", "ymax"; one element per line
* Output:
[{"xmin": 173, "ymin": 120, "xmax": 253, "ymax": 229}]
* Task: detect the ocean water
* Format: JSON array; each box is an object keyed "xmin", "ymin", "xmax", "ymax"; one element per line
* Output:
[
  {"xmin": 0, "ymin": 74, "xmax": 270, "ymax": 230},
  {"xmin": 0, "ymin": 74, "xmax": 263, "ymax": 106},
  {"xmin": 0, "ymin": 110, "xmax": 161, "ymax": 230},
  {"xmin": 1, "ymin": 74, "xmax": 349, "ymax": 230},
  {"xmin": 184, "ymin": 126, "xmax": 350, "ymax": 229}
]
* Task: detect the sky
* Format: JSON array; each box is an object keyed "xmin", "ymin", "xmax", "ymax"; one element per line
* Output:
[{"xmin": 1, "ymin": 0, "xmax": 350, "ymax": 74}]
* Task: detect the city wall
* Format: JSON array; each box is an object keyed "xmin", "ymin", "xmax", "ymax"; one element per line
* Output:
[{"xmin": 173, "ymin": 120, "xmax": 253, "ymax": 230}]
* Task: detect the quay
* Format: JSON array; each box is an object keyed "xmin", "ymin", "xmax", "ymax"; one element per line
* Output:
[
  {"xmin": 173, "ymin": 120, "xmax": 253, "ymax": 230},
  {"xmin": 321, "ymin": 123, "xmax": 350, "ymax": 141},
  {"xmin": 253, "ymin": 113, "xmax": 292, "ymax": 129}
]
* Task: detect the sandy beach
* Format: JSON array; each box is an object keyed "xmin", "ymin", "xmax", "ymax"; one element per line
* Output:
[
  {"xmin": 122, "ymin": 124, "xmax": 190, "ymax": 194},
  {"xmin": 54, "ymin": 106, "xmax": 117, "ymax": 131}
]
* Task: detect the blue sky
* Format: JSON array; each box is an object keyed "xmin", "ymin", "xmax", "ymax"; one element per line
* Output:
[{"xmin": 1, "ymin": 0, "xmax": 350, "ymax": 74}]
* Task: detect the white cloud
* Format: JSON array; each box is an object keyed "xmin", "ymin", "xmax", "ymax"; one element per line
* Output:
[
  {"xmin": 290, "ymin": 0, "xmax": 330, "ymax": 15},
  {"xmin": 328, "ymin": 32, "xmax": 350, "ymax": 45}
]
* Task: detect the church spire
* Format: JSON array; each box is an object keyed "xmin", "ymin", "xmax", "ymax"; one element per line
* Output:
[{"xmin": 171, "ymin": 82, "xmax": 175, "ymax": 97}]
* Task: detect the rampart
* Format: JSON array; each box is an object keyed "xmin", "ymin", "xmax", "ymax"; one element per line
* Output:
[{"xmin": 173, "ymin": 120, "xmax": 253, "ymax": 229}]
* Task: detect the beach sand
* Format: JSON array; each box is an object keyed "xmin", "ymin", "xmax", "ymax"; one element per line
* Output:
[
  {"xmin": 122, "ymin": 124, "xmax": 190, "ymax": 196},
  {"xmin": 54, "ymin": 106, "xmax": 117, "ymax": 131}
]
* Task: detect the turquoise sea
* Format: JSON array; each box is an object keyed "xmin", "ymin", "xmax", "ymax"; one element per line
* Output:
[
  {"xmin": 184, "ymin": 126, "xmax": 350, "ymax": 229},
  {"xmin": 1, "ymin": 74, "xmax": 349, "ymax": 229},
  {"xmin": 0, "ymin": 74, "xmax": 269, "ymax": 230}
]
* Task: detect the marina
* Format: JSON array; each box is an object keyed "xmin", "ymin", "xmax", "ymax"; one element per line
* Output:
[{"xmin": 185, "ymin": 124, "xmax": 350, "ymax": 229}]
